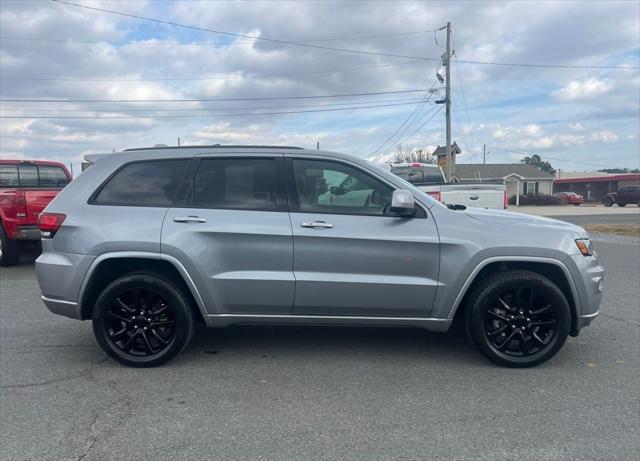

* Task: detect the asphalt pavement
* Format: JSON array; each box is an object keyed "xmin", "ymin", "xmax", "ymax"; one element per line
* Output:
[{"xmin": 1, "ymin": 224, "xmax": 639, "ymax": 460}]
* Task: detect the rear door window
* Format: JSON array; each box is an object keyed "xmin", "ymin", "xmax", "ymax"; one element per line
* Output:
[
  {"xmin": 93, "ymin": 159, "xmax": 190, "ymax": 207},
  {"xmin": 0, "ymin": 165, "xmax": 19, "ymax": 187},
  {"xmin": 192, "ymin": 158, "xmax": 277, "ymax": 210}
]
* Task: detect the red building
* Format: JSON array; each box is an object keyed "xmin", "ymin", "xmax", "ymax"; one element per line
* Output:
[{"xmin": 554, "ymin": 173, "xmax": 640, "ymax": 201}]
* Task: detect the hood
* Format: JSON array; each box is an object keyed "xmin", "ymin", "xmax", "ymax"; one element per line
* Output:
[{"xmin": 464, "ymin": 207, "xmax": 586, "ymax": 234}]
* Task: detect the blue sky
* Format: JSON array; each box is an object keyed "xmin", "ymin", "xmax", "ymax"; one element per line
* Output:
[{"xmin": 0, "ymin": 0, "xmax": 638, "ymax": 174}]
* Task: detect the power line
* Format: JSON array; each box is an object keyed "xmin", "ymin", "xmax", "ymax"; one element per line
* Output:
[
  {"xmin": 388, "ymin": 105, "xmax": 444, "ymax": 151},
  {"xmin": 0, "ymin": 27, "xmax": 445, "ymax": 47},
  {"xmin": 0, "ymin": 60, "xmax": 422, "ymax": 82},
  {"xmin": 0, "ymin": 99, "xmax": 425, "ymax": 119},
  {"xmin": 455, "ymin": 58, "xmax": 638, "ymax": 70},
  {"xmin": 49, "ymin": 0, "xmax": 638, "ymax": 70},
  {"xmin": 49, "ymin": 0, "xmax": 440, "ymax": 62},
  {"xmin": 451, "ymin": 31, "xmax": 478, "ymax": 156},
  {"xmin": 0, "ymin": 97, "xmax": 425, "ymax": 113},
  {"xmin": 0, "ymin": 88, "xmax": 427, "ymax": 103},
  {"xmin": 368, "ymin": 95, "xmax": 431, "ymax": 155},
  {"xmin": 490, "ymin": 146, "xmax": 614, "ymax": 168}
]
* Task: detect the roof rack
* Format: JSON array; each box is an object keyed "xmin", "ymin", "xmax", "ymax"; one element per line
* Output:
[{"xmin": 123, "ymin": 144, "xmax": 304, "ymax": 152}]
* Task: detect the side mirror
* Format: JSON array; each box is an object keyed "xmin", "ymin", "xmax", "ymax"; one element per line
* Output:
[{"xmin": 390, "ymin": 190, "xmax": 416, "ymax": 216}]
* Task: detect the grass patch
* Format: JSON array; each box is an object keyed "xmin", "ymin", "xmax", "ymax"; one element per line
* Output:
[{"xmin": 584, "ymin": 223, "xmax": 640, "ymax": 237}]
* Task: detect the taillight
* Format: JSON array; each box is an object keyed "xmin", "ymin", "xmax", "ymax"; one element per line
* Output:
[
  {"xmin": 16, "ymin": 191, "xmax": 27, "ymax": 218},
  {"xmin": 504, "ymin": 191, "xmax": 508, "ymax": 209},
  {"xmin": 427, "ymin": 191, "xmax": 442, "ymax": 202},
  {"xmin": 37, "ymin": 212, "xmax": 66, "ymax": 238}
]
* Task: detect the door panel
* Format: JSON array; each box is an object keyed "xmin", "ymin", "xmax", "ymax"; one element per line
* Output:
[
  {"xmin": 291, "ymin": 213, "xmax": 440, "ymax": 317},
  {"xmin": 162, "ymin": 209, "xmax": 294, "ymax": 314},
  {"xmin": 288, "ymin": 158, "xmax": 440, "ymax": 317},
  {"xmin": 161, "ymin": 156, "xmax": 294, "ymax": 315}
]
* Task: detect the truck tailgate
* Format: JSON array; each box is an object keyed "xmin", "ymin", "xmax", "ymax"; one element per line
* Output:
[
  {"xmin": 24, "ymin": 189, "xmax": 59, "ymax": 224},
  {"xmin": 441, "ymin": 185, "xmax": 505, "ymax": 209}
]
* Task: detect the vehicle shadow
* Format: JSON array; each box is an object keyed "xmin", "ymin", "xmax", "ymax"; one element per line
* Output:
[{"xmin": 183, "ymin": 320, "xmax": 482, "ymax": 367}]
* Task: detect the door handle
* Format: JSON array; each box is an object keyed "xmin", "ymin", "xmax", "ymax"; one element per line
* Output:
[
  {"xmin": 173, "ymin": 216, "xmax": 207, "ymax": 224},
  {"xmin": 301, "ymin": 221, "xmax": 333, "ymax": 229}
]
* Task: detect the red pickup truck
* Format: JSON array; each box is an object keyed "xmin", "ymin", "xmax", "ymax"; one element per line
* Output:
[{"xmin": 0, "ymin": 160, "xmax": 72, "ymax": 266}]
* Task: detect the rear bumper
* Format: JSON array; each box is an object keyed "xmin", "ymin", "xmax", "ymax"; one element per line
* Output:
[
  {"xmin": 41, "ymin": 295, "xmax": 82, "ymax": 320},
  {"xmin": 15, "ymin": 225, "xmax": 41, "ymax": 240}
]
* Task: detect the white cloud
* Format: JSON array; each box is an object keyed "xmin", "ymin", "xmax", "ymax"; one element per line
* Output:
[{"xmin": 552, "ymin": 78, "xmax": 614, "ymax": 101}]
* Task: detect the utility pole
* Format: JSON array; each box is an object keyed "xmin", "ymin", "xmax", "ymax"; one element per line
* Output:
[
  {"xmin": 177, "ymin": 137, "xmax": 181, "ymax": 147},
  {"xmin": 444, "ymin": 21, "xmax": 453, "ymax": 181},
  {"xmin": 483, "ymin": 144, "xmax": 486, "ymax": 164}
]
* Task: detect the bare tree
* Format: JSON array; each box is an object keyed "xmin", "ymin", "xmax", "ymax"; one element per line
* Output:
[{"xmin": 392, "ymin": 144, "xmax": 436, "ymax": 164}]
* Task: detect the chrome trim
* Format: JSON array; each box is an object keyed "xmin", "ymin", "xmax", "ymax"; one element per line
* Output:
[
  {"xmin": 579, "ymin": 310, "xmax": 599, "ymax": 319},
  {"xmin": 42, "ymin": 295, "xmax": 77, "ymax": 306},
  {"xmin": 447, "ymin": 256, "xmax": 581, "ymax": 320},
  {"xmin": 204, "ymin": 313, "xmax": 451, "ymax": 332}
]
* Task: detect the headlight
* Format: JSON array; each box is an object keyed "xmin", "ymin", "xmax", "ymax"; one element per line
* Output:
[{"xmin": 575, "ymin": 238, "xmax": 594, "ymax": 256}]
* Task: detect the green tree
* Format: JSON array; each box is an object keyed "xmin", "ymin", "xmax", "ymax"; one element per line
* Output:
[
  {"xmin": 521, "ymin": 154, "xmax": 556, "ymax": 175},
  {"xmin": 598, "ymin": 168, "xmax": 640, "ymax": 173}
]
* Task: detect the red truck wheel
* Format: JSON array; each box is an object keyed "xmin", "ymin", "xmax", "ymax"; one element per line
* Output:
[{"xmin": 0, "ymin": 224, "xmax": 20, "ymax": 266}]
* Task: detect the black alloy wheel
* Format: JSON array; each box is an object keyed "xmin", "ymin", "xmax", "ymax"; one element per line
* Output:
[
  {"xmin": 484, "ymin": 287, "xmax": 559, "ymax": 358},
  {"xmin": 93, "ymin": 273, "xmax": 195, "ymax": 367},
  {"xmin": 466, "ymin": 270, "xmax": 570, "ymax": 367}
]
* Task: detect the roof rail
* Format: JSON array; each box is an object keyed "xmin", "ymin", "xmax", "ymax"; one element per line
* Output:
[{"xmin": 123, "ymin": 144, "xmax": 304, "ymax": 152}]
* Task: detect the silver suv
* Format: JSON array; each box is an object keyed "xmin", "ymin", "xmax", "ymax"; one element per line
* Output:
[{"xmin": 35, "ymin": 146, "xmax": 604, "ymax": 367}]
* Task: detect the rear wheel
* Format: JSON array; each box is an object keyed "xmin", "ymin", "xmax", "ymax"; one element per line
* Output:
[
  {"xmin": 618, "ymin": 202, "xmax": 626, "ymax": 207},
  {"xmin": 92, "ymin": 272, "xmax": 195, "ymax": 367},
  {"xmin": 466, "ymin": 270, "xmax": 570, "ymax": 367},
  {"xmin": 0, "ymin": 225, "xmax": 20, "ymax": 267}
]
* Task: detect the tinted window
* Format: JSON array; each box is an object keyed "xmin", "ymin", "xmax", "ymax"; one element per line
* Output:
[
  {"xmin": 38, "ymin": 166, "xmax": 70, "ymax": 187},
  {"xmin": 192, "ymin": 158, "xmax": 277, "ymax": 210},
  {"xmin": 0, "ymin": 165, "xmax": 19, "ymax": 187},
  {"xmin": 292, "ymin": 159, "xmax": 393, "ymax": 216},
  {"xmin": 94, "ymin": 159, "xmax": 189, "ymax": 206},
  {"xmin": 18, "ymin": 165, "xmax": 39, "ymax": 187},
  {"xmin": 391, "ymin": 166, "xmax": 444, "ymax": 184}
]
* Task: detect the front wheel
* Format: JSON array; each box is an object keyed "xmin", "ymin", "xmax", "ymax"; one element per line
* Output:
[
  {"xmin": 92, "ymin": 272, "xmax": 195, "ymax": 367},
  {"xmin": 603, "ymin": 197, "xmax": 613, "ymax": 207},
  {"xmin": 466, "ymin": 270, "xmax": 570, "ymax": 367}
]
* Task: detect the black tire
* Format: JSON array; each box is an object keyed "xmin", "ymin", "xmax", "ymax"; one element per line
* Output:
[
  {"xmin": 0, "ymin": 224, "xmax": 20, "ymax": 267},
  {"xmin": 618, "ymin": 202, "xmax": 626, "ymax": 207},
  {"xmin": 92, "ymin": 272, "xmax": 195, "ymax": 367},
  {"xmin": 603, "ymin": 197, "xmax": 613, "ymax": 207},
  {"xmin": 465, "ymin": 270, "xmax": 570, "ymax": 368},
  {"xmin": 637, "ymin": 199, "xmax": 640, "ymax": 207}
]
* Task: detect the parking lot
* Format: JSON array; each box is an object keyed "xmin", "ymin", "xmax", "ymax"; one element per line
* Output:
[{"xmin": 1, "ymin": 215, "xmax": 639, "ymax": 460}]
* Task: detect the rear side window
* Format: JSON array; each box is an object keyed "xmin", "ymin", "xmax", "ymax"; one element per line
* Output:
[
  {"xmin": 391, "ymin": 166, "xmax": 444, "ymax": 184},
  {"xmin": 192, "ymin": 158, "xmax": 277, "ymax": 210},
  {"xmin": 38, "ymin": 166, "xmax": 70, "ymax": 186},
  {"xmin": 18, "ymin": 165, "xmax": 39, "ymax": 187},
  {"xmin": 94, "ymin": 160, "xmax": 189, "ymax": 207},
  {"xmin": 0, "ymin": 164, "xmax": 69, "ymax": 187},
  {"xmin": 0, "ymin": 165, "xmax": 19, "ymax": 187}
]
